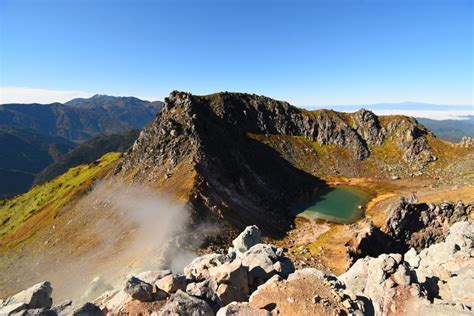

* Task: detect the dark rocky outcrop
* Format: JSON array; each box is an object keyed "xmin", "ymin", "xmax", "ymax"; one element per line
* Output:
[
  {"xmin": 352, "ymin": 109, "xmax": 386, "ymax": 147},
  {"xmin": 124, "ymin": 277, "xmax": 153, "ymax": 302},
  {"xmin": 347, "ymin": 197, "xmax": 473, "ymax": 262},
  {"xmin": 115, "ymin": 91, "xmax": 436, "ymax": 236},
  {"xmin": 72, "ymin": 302, "xmax": 103, "ymax": 316},
  {"xmin": 385, "ymin": 197, "xmax": 472, "ymax": 251}
]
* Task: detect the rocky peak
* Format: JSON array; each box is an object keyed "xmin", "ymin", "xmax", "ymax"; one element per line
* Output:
[
  {"xmin": 116, "ymin": 91, "xmax": 436, "ymax": 232},
  {"xmin": 351, "ymin": 109, "xmax": 386, "ymax": 146}
]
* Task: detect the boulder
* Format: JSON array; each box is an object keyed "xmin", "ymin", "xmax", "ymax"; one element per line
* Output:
[
  {"xmin": 341, "ymin": 221, "xmax": 474, "ymax": 315},
  {"xmin": 0, "ymin": 282, "xmax": 53, "ymax": 315},
  {"xmin": 186, "ymin": 280, "xmax": 222, "ymax": 312},
  {"xmin": 135, "ymin": 270, "xmax": 172, "ymax": 285},
  {"xmin": 287, "ymin": 268, "xmax": 325, "ymax": 281},
  {"xmin": 94, "ymin": 290, "xmax": 131, "ymax": 315},
  {"xmin": 249, "ymin": 267, "xmax": 361, "ymax": 315},
  {"xmin": 72, "ymin": 302, "xmax": 103, "ymax": 316},
  {"xmin": 438, "ymin": 266, "xmax": 474, "ymax": 304},
  {"xmin": 158, "ymin": 290, "xmax": 214, "ymax": 316},
  {"xmin": 124, "ymin": 277, "xmax": 153, "ymax": 302},
  {"xmin": 240, "ymin": 244, "xmax": 294, "ymax": 287},
  {"xmin": 232, "ymin": 225, "xmax": 262, "ymax": 254},
  {"xmin": 339, "ymin": 253, "xmax": 403, "ymax": 315},
  {"xmin": 51, "ymin": 300, "xmax": 73, "ymax": 315},
  {"xmin": 392, "ymin": 263, "xmax": 411, "ymax": 286},
  {"xmin": 404, "ymin": 248, "xmax": 420, "ymax": 269},
  {"xmin": 156, "ymin": 274, "xmax": 187, "ymax": 293},
  {"xmin": 414, "ymin": 221, "xmax": 474, "ymax": 300},
  {"xmin": 184, "ymin": 253, "xmax": 228, "ymax": 282},
  {"xmin": 0, "ymin": 303, "xmax": 29, "ymax": 315},
  {"xmin": 216, "ymin": 302, "xmax": 269, "ymax": 316},
  {"xmin": 209, "ymin": 259, "xmax": 249, "ymax": 296}
]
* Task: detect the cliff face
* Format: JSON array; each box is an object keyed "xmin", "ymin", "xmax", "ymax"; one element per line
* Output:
[{"xmin": 116, "ymin": 91, "xmax": 435, "ymax": 233}]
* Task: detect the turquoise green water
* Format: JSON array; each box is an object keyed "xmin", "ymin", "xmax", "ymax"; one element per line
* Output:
[{"xmin": 292, "ymin": 185, "xmax": 372, "ymax": 223}]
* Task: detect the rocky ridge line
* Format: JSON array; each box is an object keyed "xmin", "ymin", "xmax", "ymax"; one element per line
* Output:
[{"xmin": 114, "ymin": 91, "xmax": 436, "ymax": 234}]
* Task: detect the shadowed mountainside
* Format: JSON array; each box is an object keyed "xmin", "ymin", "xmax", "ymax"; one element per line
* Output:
[
  {"xmin": 33, "ymin": 130, "xmax": 140, "ymax": 186},
  {"xmin": 0, "ymin": 126, "xmax": 75, "ymax": 198}
]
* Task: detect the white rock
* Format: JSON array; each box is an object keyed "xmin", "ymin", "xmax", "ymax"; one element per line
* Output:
[
  {"xmin": 404, "ymin": 248, "xmax": 420, "ymax": 269},
  {"xmin": 184, "ymin": 253, "xmax": 227, "ymax": 281},
  {"xmin": 0, "ymin": 282, "xmax": 53, "ymax": 314},
  {"xmin": 232, "ymin": 225, "xmax": 262, "ymax": 255}
]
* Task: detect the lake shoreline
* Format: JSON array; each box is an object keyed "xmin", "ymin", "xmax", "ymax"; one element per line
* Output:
[{"xmin": 292, "ymin": 184, "xmax": 374, "ymax": 224}]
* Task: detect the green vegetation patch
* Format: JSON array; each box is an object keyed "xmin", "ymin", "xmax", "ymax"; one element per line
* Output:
[{"xmin": 0, "ymin": 152, "xmax": 121, "ymax": 239}]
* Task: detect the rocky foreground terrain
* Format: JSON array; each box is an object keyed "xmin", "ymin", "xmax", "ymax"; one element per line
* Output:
[{"xmin": 1, "ymin": 208, "xmax": 472, "ymax": 315}]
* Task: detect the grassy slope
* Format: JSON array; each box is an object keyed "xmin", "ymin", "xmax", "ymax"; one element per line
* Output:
[{"xmin": 0, "ymin": 152, "xmax": 121, "ymax": 245}]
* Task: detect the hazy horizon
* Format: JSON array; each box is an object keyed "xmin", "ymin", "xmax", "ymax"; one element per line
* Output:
[{"xmin": 1, "ymin": 87, "xmax": 472, "ymax": 120}]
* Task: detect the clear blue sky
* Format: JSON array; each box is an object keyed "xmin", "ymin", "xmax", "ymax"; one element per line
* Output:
[{"xmin": 0, "ymin": 0, "xmax": 472, "ymax": 106}]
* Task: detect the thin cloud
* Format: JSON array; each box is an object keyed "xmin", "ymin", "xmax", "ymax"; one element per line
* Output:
[
  {"xmin": 0, "ymin": 86, "xmax": 93, "ymax": 104},
  {"xmin": 371, "ymin": 109, "xmax": 474, "ymax": 121}
]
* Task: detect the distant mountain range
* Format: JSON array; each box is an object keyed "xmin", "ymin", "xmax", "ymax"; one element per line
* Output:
[
  {"xmin": 0, "ymin": 95, "xmax": 162, "ymax": 198},
  {"xmin": 1, "ymin": 94, "xmax": 163, "ymax": 142},
  {"xmin": 417, "ymin": 116, "xmax": 474, "ymax": 142}
]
